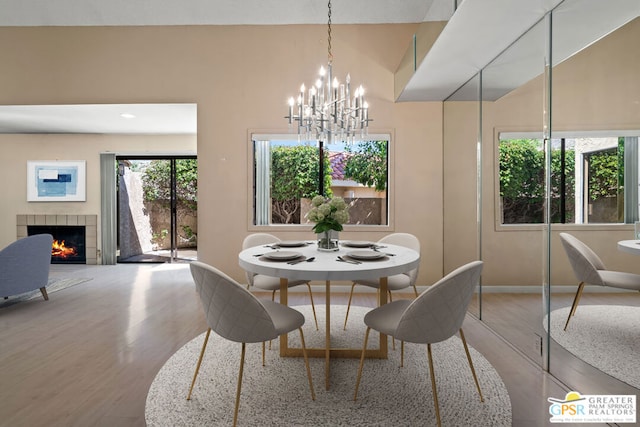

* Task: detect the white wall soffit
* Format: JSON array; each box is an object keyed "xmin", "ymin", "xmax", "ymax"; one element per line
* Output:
[
  {"xmin": 397, "ymin": 0, "xmax": 640, "ymax": 102},
  {"xmin": 0, "ymin": 104, "xmax": 197, "ymax": 134},
  {"xmin": 396, "ymin": 0, "xmax": 563, "ymax": 102}
]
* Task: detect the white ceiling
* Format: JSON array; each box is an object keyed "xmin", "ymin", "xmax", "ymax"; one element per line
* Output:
[
  {"xmin": 0, "ymin": 0, "xmax": 452, "ymax": 26},
  {"xmin": 0, "ymin": 104, "xmax": 197, "ymax": 134}
]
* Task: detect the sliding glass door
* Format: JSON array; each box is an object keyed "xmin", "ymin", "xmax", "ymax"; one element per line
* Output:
[{"xmin": 116, "ymin": 156, "xmax": 197, "ymax": 263}]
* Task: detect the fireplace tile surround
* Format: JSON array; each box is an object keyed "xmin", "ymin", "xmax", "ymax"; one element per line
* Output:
[{"xmin": 17, "ymin": 214, "xmax": 98, "ymax": 264}]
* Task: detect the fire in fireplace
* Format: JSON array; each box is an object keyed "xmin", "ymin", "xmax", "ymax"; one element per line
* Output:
[{"xmin": 27, "ymin": 225, "xmax": 87, "ymax": 264}]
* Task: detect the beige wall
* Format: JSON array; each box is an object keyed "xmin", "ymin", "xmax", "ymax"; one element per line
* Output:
[
  {"xmin": 444, "ymin": 17, "xmax": 640, "ymax": 287},
  {"xmin": 0, "ymin": 134, "xmax": 196, "ymax": 255},
  {"xmin": 0, "ymin": 24, "xmax": 448, "ymax": 285},
  {"xmin": 2, "ymin": 20, "xmax": 638, "ymax": 287}
]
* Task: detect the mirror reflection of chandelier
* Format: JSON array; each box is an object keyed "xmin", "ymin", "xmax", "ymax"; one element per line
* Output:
[{"xmin": 285, "ymin": 0, "xmax": 371, "ymax": 142}]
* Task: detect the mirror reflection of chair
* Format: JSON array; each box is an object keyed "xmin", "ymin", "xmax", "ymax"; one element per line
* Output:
[
  {"xmin": 559, "ymin": 232, "xmax": 640, "ymax": 331},
  {"xmin": 187, "ymin": 261, "xmax": 315, "ymax": 427},
  {"xmin": 353, "ymin": 261, "xmax": 484, "ymax": 427},
  {"xmin": 242, "ymin": 233, "xmax": 318, "ymax": 330},
  {"xmin": 343, "ymin": 233, "xmax": 420, "ymax": 330}
]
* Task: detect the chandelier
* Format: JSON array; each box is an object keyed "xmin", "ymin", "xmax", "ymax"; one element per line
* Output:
[{"xmin": 285, "ymin": 0, "xmax": 371, "ymax": 142}]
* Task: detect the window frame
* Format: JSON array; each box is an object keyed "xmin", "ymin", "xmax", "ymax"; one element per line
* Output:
[
  {"xmin": 247, "ymin": 131, "xmax": 395, "ymax": 232},
  {"xmin": 494, "ymin": 128, "xmax": 639, "ymax": 231}
]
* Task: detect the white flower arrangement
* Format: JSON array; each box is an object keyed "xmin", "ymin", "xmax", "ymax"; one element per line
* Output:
[{"xmin": 307, "ymin": 195, "xmax": 349, "ymax": 234}]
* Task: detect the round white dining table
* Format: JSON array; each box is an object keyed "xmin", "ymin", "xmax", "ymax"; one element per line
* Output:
[
  {"xmin": 617, "ymin": 240, "xmax": 640, "ymax": 255},
  {"xmin": 239, "ymin": 240, "xmax": 420, "ymax": 390}
]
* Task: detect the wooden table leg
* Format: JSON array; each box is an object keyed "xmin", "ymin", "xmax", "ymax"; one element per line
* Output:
[
  {"xmin": 379, "ymin": 276, "xmax": 388, "ymax": 356},
  {"xmin": 278, "ymin": 276, "xmax": 388, "ymax": 384},
  {"xmin": 325, "ymin": 280, "xmax": 331, "ymax": 390},
  {"xmin": 280, "ymin": 277, "xmax": 288, "ymax": 357}
]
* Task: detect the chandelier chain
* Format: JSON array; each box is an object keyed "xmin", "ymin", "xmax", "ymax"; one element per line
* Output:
[{"xmin": 327, "ymin": 0, "xmax": 333, "ymax": 64}]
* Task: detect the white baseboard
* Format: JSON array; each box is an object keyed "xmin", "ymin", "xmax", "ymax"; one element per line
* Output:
[
  {"xmin": 479, "ymin": 285, "xmax": 636, "ymax": 294},
  {"xmin": 283, "ymin": 284, "xmax": 638, "ymax": 295}
]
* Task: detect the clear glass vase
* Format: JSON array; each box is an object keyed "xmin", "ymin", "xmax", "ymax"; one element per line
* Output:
[{"xmin": 317, "ymin": 230, "xmax": 339, "ymax": 251}]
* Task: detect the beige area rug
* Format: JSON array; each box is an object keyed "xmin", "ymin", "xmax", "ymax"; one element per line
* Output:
[
  {"xmin": 0, "ymin": 276, "xmax": 92, "ymax": 308},
  {"xmin": 549, "ymin": 305, "xmax": 640, "ymax": 390},
  {"xmin": 146, "ymin": 305, "xmax": 512, "ymax": 426}
]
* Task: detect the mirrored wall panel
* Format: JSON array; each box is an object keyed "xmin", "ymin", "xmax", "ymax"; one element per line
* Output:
[
  {"xmin": 548, "ymin": 2, "xmax": 640, "ymax": 395},
  {"xmin": 478, "ymin": 17, "xmax": 548, "ymax": 365}
]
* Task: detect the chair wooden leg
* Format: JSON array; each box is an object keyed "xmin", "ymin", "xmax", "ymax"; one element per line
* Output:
[
  {"xmin": 305, "ymin": 283, "xmax": 319, "ymax": 330},
  {"xmin": 39, "ymin": 287, "xmax": 49, "ymax": 301},
  {"xmin": 343, "ymin": 282, "xmax": 357, "ymax": 330},
  {"xmin": 232, "ymin": 343, "xmax": 246, "ymax": 427},
  {"xmin": 459, "ymin": 328, "xmax": 484, "ymax": 402},
  {"xmin": 187, "ymin": 328, "xmax": 211, "ymax": 400},
  {"xmin": 564, "ymin": 281, "xmax": 585, "ymax": 331},
  {"xmin": 298, "ymin": 328, "xmax": 316, "ymax": 400},
  {"xmin": 353, "ymin": 327, "xmax": 371, "ymax": 401},
  {"xmin": 412, "ymin": 284, "xmax": 418, "ymax": 298},
  {"xmin": 427, "ymin": 343, "xmax": 441, "ymax": 427}
]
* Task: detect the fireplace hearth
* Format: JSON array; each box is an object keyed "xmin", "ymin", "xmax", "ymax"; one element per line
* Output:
[{"xmin": 28, "ymin": 225, "xmax": 87, "ymax": 264}]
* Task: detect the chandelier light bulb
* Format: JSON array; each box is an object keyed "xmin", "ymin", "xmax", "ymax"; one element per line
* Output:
[{"xmin": 283, "ymin": 0, "xmax": 371, "ymax": 142}]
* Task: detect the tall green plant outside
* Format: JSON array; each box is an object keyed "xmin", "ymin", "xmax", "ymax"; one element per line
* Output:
[
  {"xmin": 344, "ymin": 140, "xmax": 388, "ymax": 191},
  {"xmin": 499, "ymin": 138, "xmax": 623, "ymax": 224},
  {"xmin": 142, "ymin": 159, "xmax": 198, "ymax": 209},
  {"xmin": 270, "ymin": 145, "xmax": 331, "ymax": 224}
]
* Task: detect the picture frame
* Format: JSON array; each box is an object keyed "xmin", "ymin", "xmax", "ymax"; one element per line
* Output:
[{"xmin": 27, "ymin": 160, "xmax": 86, "ymax": 202}]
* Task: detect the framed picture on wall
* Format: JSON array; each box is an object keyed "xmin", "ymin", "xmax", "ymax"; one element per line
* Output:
[{"xmin": 27, "ymin": 160, "xmax": 86, "ymax": 202}]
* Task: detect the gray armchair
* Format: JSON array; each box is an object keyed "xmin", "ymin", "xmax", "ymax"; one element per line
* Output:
[{"xmin": 0, "ymin": 234, "xmax": 53, "ymax": 301}]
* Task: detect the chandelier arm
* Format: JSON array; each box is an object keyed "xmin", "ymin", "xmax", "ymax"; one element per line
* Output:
[{"xmin": 284, "ymin": 0, "xmax": 370, "ymax": 141}]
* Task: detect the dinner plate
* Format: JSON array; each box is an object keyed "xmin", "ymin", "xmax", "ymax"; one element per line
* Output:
[
  {"xmin": 342, "ymin": 240, "xmax": 374, "ymax": 248},
  {"xmin": 346, "ymin": 250, "xmax": 386, "ymax": 260},
  {"xmin": 276, "ymin": 240, "xmax": 307, "ymax": 247},
  {"xmin": 263, "ymin": 251, "xmax": 303, "ymax": 261}
]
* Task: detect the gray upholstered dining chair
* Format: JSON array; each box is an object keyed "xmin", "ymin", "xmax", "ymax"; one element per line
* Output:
[
  {"xmin": 353, "ymin": 261, "xmax": 484, "ymax": 427},
  {"xmin": 242, "ymin": 233, "xmax": 318, "ymax": 330},
  {"xmin": 187, "ymin": 261, "xmax": 315, "ymax": 427},
  {"xmin": 343, "ymin": 232, "xmax": 420, "ymax": 330},
  {"xmin": 559, "ymin": 232, "xmax": 640, "ymax": 330}
]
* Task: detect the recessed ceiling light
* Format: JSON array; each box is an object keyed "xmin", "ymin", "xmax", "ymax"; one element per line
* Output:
[{"xmin": 120, "ymin": 113, "xmax": 136, "ymax": 119}]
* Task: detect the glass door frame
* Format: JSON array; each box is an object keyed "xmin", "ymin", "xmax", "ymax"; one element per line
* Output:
[{"xmin": 116, "ymin": 154, "xmax": 197, "ymax": 263}]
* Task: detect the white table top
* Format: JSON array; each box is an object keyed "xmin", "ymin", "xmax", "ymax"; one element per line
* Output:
[
  {"xmin": 617, "ymin": 240, "xmax": 640, "ymax": 255},
  {"xmin": 239, "ymin": 241, "xmax": 420, "ymax": 282}
]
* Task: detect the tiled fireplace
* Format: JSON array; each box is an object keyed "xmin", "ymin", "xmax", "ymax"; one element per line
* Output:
[{"xmin": 17, "ymin": 214, "xmax": 98, "ymax": 265}]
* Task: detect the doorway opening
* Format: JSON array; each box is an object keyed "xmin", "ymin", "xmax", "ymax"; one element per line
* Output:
[{"xmin": 117, "ymin": 156, "xmax": 197, "ymax": 263}]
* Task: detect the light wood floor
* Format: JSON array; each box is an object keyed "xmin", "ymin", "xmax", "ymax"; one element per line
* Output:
[{"xmin": 1, "ymin": 263, "xmax": 632, "ymax": 427}]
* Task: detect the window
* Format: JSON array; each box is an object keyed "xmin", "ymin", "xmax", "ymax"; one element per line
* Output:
[
  {"xmin": 498, "ymin": 132, "xmax": 639, "ymax": 225},
  {"xmin": 251, "ymin": 134, "xmax": 390, "ymax": 227}
]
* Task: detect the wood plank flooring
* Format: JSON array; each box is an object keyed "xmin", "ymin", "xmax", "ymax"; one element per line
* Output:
[{"xmin": 1, "ymin": 263, "xmax": 633, "ymax": 426}]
